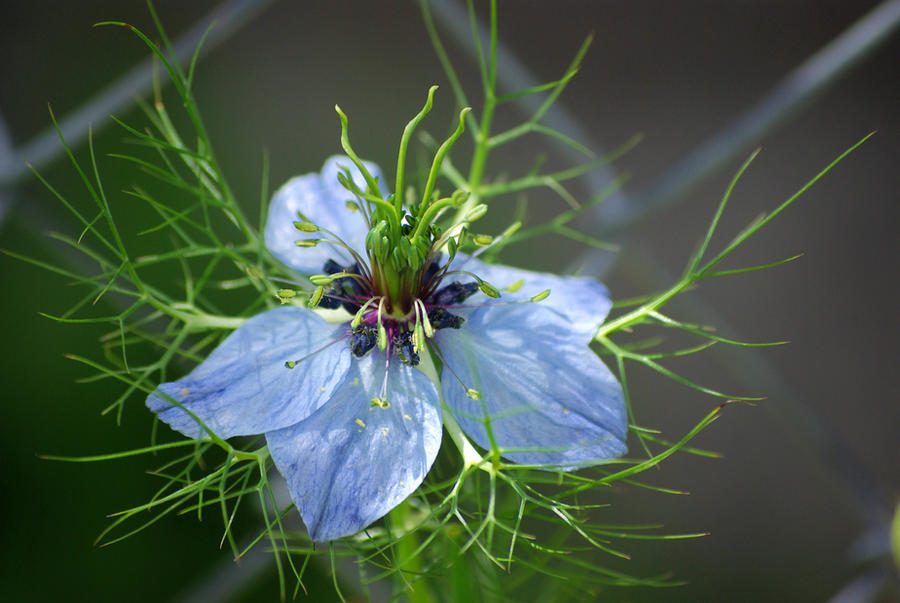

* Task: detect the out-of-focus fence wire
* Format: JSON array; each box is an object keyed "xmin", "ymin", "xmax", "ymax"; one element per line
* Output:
[{"xmin": 2, "ymin": 0, "xmax": 896, "ymax": 600}]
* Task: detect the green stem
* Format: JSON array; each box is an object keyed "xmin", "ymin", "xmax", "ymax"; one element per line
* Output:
[
  {"xmin": 594, "ymin": 276, "xmax": 694, "ymax": 340},
  {"xmin": 165, "ymin": 303, "xmax": 247, "ymax": 330},
  {"xmin": 467, "ymin": 94, "xmax": 495, "ymax": 197},
  {"xmin": 464, "ymin": 0, "xmax": 498, "ymax": 206},
  {"xmin": 390, "ymin": 501, "xmax": 438, "ymax": 603},
  {"xmin": 443, "ymin": 409, "xmax": 490, "ymax": 471}
]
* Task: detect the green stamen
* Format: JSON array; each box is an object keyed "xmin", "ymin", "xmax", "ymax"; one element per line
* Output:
[
  {"xmin": 309, "ymin": 274, "xmax": 335, "ymax": 286},
  {"xmin": 351, "ymin": 297, "xmax": 380, "ymax": 329},
  {"xmin": 308, "ymin": 286, "xmax": 325, "ymax": 309},
  {"xmin": 276, "ymin": 289, "xmax": 296, "ymax": 304},
  {"xmin": 478, "ymin": 279, "xmax": 501, "ymax": 298}
]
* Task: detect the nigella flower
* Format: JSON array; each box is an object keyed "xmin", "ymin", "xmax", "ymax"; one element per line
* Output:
[{"xmin": 147, "ymin": 155, "xmax": 627, "ymax": 542}]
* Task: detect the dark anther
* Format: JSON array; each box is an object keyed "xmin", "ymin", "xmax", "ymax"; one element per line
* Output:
[
  {"xmin": 323, "ymin": 259, "xmax": 343, "ymax": 275},
  {"xmin": 422, "ymin": 260, "xmax": 441, "ymax": 287},
  {"xmin": 430, "ymin": 281, "xmax": 479, "ymax": 306},
  {"xmin": 317, "ymin": 292, "xmax": 343, "ymax": 309},
  {"xmin": 392, "ymin": 330, "xmax": 420, "ymax": 366},
  {"xmin": 350, "ymin": 325, "xmax": 377, "ymax": 358},
  {"xmin": 320, "ymin": 260, "xmax": 363, "ymax": 313},
  {"xmin": 427, "ymin": 307, "xmax": 464, "ymax": 330}
]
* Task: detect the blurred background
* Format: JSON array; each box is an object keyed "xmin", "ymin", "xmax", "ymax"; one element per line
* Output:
[{"xmin": 1, "ymin": 1, "xmax": 897, "ymax": 601}]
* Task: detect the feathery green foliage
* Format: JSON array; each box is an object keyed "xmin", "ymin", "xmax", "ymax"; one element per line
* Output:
[{"xmin": 13, "ymin": 0, "xmax": 870, "ymax": 599}]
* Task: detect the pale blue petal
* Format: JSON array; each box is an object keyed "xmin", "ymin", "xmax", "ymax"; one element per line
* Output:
[
  {"xmin": 453, "ymin": 255, "xmax": 612, "ymax": 342},
  {"xmin": 147, "ymin": 307, "xmax": 351, "ymax": 439},
  {"xmin": 319, "ymin": 155, "xmax": 387, "ymax": 211},
  {"xmin": 266, "ymin": 353, "xmax": 441, "ymax": 542},
  {"xmin": 436, "ymin": 303, "xmax": 627, "ymax": 469},
  {"xmin": 264, "ymin": 155, "xmax": 384, "ymax": 274}
]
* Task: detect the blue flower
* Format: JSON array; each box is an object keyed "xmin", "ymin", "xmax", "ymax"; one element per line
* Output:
[{"xmin": 147, "ymin": 156, "xmax": 627, "ymax": 541}]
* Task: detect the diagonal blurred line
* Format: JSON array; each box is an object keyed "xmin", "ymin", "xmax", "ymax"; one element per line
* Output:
[
  {"xmin": 431, "ymin": 0, "xmax": 893, "ymax": 535},
  {"xmin": 175, "ymin": 540, "xmax": 273, "ymax": 603},
  {"xmin": 593, "ymin": 0, "xmax": 900, "ymax": 236},
  {"xmin": 0, "ymin": 0, "xmax": 275, "ymax": 190},
  {"xmin": 616, "ymin": 247, "xmax": 892, "ymax": 527},
  {"xmin": 6, "ymin": 0, "xmax": 893, "ymax": 598},
  {"xmin": 826, "ymin": 565, "xmax": 891, "ymax": 603},
  {"xmin": 428, "ymin": 0, "xmax": 627, "ymax": 214},
  {"xmin": 600, "ymin": 249, "xmax": 894, "ymax": 601},
  {"xmin": 430, "ymin": 0, "xmax": 900, "ymax": 252},
  {"xmin": 0, "ymin": 111, "xmax": 13, "ymax": 225}
]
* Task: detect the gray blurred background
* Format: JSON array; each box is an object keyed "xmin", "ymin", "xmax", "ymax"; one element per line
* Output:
[{"xmin": 1, "ymin": 1, "xmax": 897, "ymax": 601}]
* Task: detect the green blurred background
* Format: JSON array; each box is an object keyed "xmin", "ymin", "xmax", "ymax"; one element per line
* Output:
[{"xmin": 1, "ymin": 1, "xmax": 897, "ymax": 601}]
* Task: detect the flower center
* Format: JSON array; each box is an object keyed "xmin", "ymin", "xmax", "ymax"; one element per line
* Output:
[
  {"xmin": 316, "ymin": 256, "xmax": 478, "ymax": 366},
  {"xmin": 294, "ymin": 96, "xmax": 506, "ymax": 368}
]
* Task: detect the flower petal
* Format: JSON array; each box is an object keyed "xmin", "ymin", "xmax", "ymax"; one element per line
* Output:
[
  {"xmin": 265, "ymin": 155, "xmax": 384, "ymax": 274},
  {"xmin": 436, "ymin": 303, "xmax": 627, "ymax": 469},
  {"xmin": 266, "ymin": 353, "xmax": 441, "ymax": 542},
  {"xmin": 147, "ymin": 307, "xmax": 351, "ymax": 439},
  {"xmin": 454, "ymin": 255, "xmax": 612, "ymax": 342}
]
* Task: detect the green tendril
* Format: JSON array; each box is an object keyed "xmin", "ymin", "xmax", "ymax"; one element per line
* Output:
[
  {"xmin": 420, "ymin": 107, "xmax": 471, "ymax": 214},
  {"xmin": 396, "ymin": 85, "xmax": 439, "ymax": 214}
]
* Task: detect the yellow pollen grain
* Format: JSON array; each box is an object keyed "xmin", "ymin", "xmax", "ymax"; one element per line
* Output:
[
  {"xmin": 382, "ymin": 428, "xmax": 389, "ymax": 437},
  {"xmin": 320, "ymin": 386, "xmax": 326, "ymax": 392},
  {"xmin": 355, "ymin": 418, "xmax": 366, "ymax": 428},
  {"xmin": 403, "ymin": 414, "xmax": 411, "ymax": 421},
  {"xmin": 351, "ymin": 378, "xmax": 360, "ymax": 386},
  {"xmin": 180, "ymin": 387, "xmax": 189, "ymax": 399}
]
